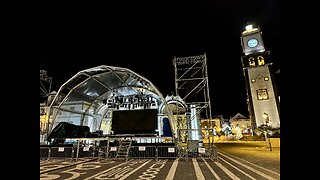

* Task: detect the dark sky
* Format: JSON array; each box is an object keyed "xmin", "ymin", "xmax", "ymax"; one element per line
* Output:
[{"xmin": 40, "ymin": 1, "xmax": 280, "ymax": 118}]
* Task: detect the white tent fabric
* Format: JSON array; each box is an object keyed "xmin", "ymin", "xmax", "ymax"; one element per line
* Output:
[{"xmin": 46, "ymin": 65, "xmax": 176, "ymax": 138}]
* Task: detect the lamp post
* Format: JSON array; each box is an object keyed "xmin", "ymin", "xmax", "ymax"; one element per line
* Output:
[{"xmin": 263, "ymin": 113, "xmax": 272, "ymax": 151}]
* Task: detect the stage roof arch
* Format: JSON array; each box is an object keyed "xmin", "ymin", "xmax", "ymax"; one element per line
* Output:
[{"xmin": 47, "ymin": 65, "xmax": 176, "ymax": 138}]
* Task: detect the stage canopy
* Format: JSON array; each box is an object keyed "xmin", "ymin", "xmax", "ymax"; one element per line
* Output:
[{"xmin": 46, "ymin": 65, "xmax": 176, "ymax": 138}]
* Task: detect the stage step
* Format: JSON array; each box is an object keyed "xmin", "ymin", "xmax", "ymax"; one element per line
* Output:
[{"xmin": 115, "ymin": 140, "xmax": 132, "ymax": 160}]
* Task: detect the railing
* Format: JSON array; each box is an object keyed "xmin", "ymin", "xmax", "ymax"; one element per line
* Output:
[
  {"xmin": 40, "ymin": 136, "xmax": 217, "ymax": 161},
  {"xmin": 40, "ymin": 146, "xmax": 96, "ymax": 161},
  {"xmin": 178, "ymin": 145, "xmax": 217, "ymax": 161},
  {"xmin": 157, "ymin": 146, "xmax": 178, "ymax": 159},
  {"xmin": 40, "ymin": 144, "xmax": 217, "ymax": 161},
  {"xmin": 130, "ymin": 146, "xmax": 157, "ymax": 159}
]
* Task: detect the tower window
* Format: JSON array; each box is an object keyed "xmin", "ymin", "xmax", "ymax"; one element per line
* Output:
[
  {"xmin": 264, "ymin": 77, "xmax": 269, "ymax": 81},
  {"xmin": 251, "ymin": 78, "xmax": 256, "ymax": 83},
  {"xmin": 257, "ymin": 89, "xmax": 269, "ymax": 100}
]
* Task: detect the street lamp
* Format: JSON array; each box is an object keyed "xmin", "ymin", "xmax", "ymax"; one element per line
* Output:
[{"xmin": 263, "ymin": 113, "xmax": 272, "ymax": 151}]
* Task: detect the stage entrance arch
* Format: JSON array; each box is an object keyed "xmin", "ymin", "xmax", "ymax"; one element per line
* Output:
[{"xmin": 160, "ymin": 95, "xmax": 188, "ymax": 144}]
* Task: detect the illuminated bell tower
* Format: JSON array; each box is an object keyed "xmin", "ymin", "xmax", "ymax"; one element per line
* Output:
[{"xmin": 240, "ymin": 24, "xmax": 280, "ymax": 129}]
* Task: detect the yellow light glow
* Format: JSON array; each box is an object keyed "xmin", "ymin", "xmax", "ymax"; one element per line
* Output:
[
  {"xmin": 263, "ymin": 113, "xmax": 269, "ymax": 119},
  {"xmin": 242, "ymin": 27, "xmax": 259, "ymax": 35},
  {"xmin": 245, "ymin": 25, "xmax": 253, "ymax": 30}
]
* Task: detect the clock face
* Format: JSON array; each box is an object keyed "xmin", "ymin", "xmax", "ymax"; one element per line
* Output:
[{"xmin": 247, "ymin": 38, "xmax": 258, "ymax": 48}]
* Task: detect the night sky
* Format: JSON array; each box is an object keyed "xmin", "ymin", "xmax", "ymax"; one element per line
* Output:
[{"xmin": 40, "ymin": 1, "xmax": 280, "ymax": 118}]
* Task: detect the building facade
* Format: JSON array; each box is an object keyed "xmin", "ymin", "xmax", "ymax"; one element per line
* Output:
[{"xmin": 240, "ymin": 25, "xmax": 280, "ymax": 129}]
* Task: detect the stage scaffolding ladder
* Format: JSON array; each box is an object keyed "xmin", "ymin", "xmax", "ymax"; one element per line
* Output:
[{"xmin": 116, "ymin": 140, "xmax": 132, "ymax": 160}]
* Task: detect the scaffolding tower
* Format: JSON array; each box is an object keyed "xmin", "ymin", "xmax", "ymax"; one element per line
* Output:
[
  {"xmin": 173, "ymin": 53, "xmax": 214, "ymax": 151},
  {"xmin": 173, "ymin": 53, "xmax": 212, "ymax": 120}
]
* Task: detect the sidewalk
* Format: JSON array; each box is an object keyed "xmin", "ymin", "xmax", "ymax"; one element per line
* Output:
[
  {"xmin": 214, "ymin": 141, "xmax": 280, "ymax": 173},
  {"xmin": 213, "ymin": 135, "xmax": 280, "ymax": 148}
]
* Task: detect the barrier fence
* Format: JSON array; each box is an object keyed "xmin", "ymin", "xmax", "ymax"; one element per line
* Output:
[
  {"xmin": 157, "ymin": 146, "xmax": 178, "ymax": 159},
  {"xmin": 40, "ymin": 147, "xmax": 50, "ymax": 160},
  {"xmin": 40, "ymin": 135, "xmax": 217, "ymax": 161},
  {"xmin": 178, "ymin": 145, "xmax": 217, "ymax": 161},
  {"xmin": 130, "ymin": 146, "xmax": 156, "ymax": 159},
  {"xmin": 40, "ymin": 144, "xmax": 217, "ymax": 161},
  {"xmin": 50, "ymin": 147, "xmax": 73, "ymax": 158}
]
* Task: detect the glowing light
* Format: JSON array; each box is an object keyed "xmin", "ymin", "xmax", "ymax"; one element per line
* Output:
[
  {"xmin": 263, "ymin": 112, "xmax": 269, "ymax": 119},
  {"xmin": 245, "ymin": 24, "xmax": 253, "ymax": 30}
]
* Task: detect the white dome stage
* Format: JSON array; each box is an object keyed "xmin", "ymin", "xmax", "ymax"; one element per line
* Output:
[{"xmin": 43, "ymin": 65, "xmax": 177, "ymax": 143}]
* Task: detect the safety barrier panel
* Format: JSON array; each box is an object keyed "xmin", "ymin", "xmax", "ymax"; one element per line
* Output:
[
  {"xmin": 178, "ymin": 145, "xmax": 218, "ymax": 161},
  {"xmin": 50, "ymin": 147, "xmax": 73, "ymax": 159},
  {"xmin": 40, "ymin": 144, "xmax": 217, "ymax": 160},
  {"xmin": 198, "ymin": 146, "xmax": 218, "ymax": 161},
  {"xmin": 40, "ymin": 147, "xmax": 50, "ymax": 159},
  {"xmin": 157, "ymin": 146, "xmax": 177, "ymax": 159},
  {"xmin": 107, "ymin": 146, "xmax": 118, "ymax": 158},
  {"xmin": 74, "ymin": 146, "xmax": 94, "ymax": 158},
  {"xmin": 129, "ymin": 146, "xmax": 156, "ymax": 159},
  {"xmin": 95, "ymin": 146, "xmax": 108, "ymax": 158}
]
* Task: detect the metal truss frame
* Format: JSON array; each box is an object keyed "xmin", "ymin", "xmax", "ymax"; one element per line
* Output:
[{"xmin": 173, "ymin": 53, "xmax": 212, "ymax": 120}]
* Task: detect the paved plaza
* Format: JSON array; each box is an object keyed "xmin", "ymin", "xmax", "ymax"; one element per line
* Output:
[{"xmin": 40, "ymin": 144, "xmax": 280, "ymax": 180}]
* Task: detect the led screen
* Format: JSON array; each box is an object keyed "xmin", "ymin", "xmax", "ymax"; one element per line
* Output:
[{"xmin": 112, "ymin": 109, "xmax": 158, "ymax": 134}]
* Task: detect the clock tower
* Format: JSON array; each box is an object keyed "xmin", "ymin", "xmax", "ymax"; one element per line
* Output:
[{"xmin": 240, "ymin": 25, "xmax": 280, "ymax": 130}]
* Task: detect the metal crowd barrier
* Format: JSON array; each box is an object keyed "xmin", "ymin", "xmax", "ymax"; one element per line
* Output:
[
  {"xmin": 177, "ymin": 145, "xmax": 218, "ymax": 161},
  {"xmin": 40, "ymin": 147, "xmax": 50, "ymax": 160},
  {"xmin": 40, "ymin": 146, "xmax": 95, "ymax": 160},
  {"xmin": 49, "ymin": 147, "xmax": 73, "ymax": 159},
  {"xmin": 198, "ymin": 146, "xmax": 218, "ymax": 161},
  {"xmin": 106, "ymin": 146, "xmax": 118, "ymax": 158},
  {"xmin": 40, "ymin": 144, "xmax": 217, "ymax": 161},
  {"xmin": 95, "ymin": 146, "xmax": 108, "ymax": 158},
  {"xmin": 129, "ymin": 146, "xmax": 156, "ymax": 159},
  {"xmin": 74, "ymin": 146, "xmax": 95, "ymax": 158},
  {"xmin": 157, "ymin": 146, "xmax": 177, "ymax": 159}
]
